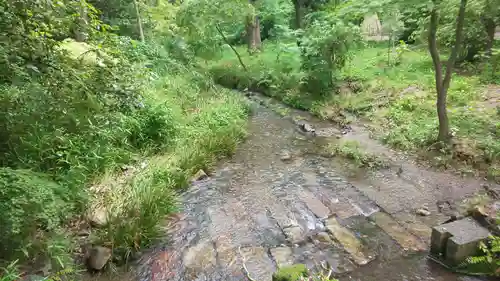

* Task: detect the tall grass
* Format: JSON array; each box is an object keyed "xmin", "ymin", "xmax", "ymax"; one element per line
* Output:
[{"xmin": 0, "ymin": 35, "xmax": 250, "ymax": 274}]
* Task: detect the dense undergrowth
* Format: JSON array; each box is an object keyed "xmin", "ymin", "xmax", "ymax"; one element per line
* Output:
[
  {"xmin": 0, "ymin": 0, "xmax": 249, "ymax": 277},
  {"xmin": 209, "ymin": 40, "xmax": 500, "ymax": 182}
]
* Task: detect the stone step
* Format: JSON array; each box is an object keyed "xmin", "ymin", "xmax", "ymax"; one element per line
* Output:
[
  {"xmin": 325, "ymin": 217, "xmax": 374, "ymax": 265},
  {"xmin": 349, "ymin": 170, "xmax": 431, "ymax": 214},
  {"xmin": 392, "ymin": 211, "xmax": 432, "ymax": 243},
  {"xmin": 370, "ymin": 212, "xmax": 427, "ymax": 252}
]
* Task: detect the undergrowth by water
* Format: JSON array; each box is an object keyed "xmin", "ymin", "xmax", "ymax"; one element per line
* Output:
[
  {"xmin": 209, "ymin": 41, "xmax": 500, "ymax": 182},
  {"xmin": 0, "ymin": 35, "xmax": 250, "ymax": 275}
]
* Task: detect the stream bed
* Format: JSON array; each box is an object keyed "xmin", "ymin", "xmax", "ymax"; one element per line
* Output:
[{"xmin": 87, "ymin": 93, "xmax": 497, "ymax": 281}]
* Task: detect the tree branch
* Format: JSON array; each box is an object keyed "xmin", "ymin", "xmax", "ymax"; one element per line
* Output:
[
  {"xmin": 215, "ymin": 23, "xmax": 248, "ymax": 72},
  {"xmin": 442, "ymin": 0, "xmax": 467, "ymax": 91}
]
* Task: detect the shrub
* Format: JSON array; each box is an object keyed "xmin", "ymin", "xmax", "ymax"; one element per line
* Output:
[{"xmin": 0, "ymin": 168, "xmax": 70, "ymax": 259}]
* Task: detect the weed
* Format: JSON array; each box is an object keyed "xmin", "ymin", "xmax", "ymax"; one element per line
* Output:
[{"xmin": 323, "ymin": 140, "xmax": 388, "ymax": 169}]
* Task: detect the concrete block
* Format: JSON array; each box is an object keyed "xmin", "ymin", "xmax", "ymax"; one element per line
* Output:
[{"xmin": 430, "ymin": 217, "xmax": 491, "ymax": 265}]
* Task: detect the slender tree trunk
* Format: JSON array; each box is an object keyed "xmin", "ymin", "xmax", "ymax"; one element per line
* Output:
[
  {"xmin": 292, "ymin": 0, "xmax": 303, "ymax": 29},
  {"xmin": 254, "ymin": 15, "xmax": 262, "ymax": 49},
  {"xmin": 428, "ymin": 0, "xmax": 467, "ymax": 143},
  {"xmin": 133, "ymin": 0, "xmax": 145, "ymax": 42},
  {"xmin": 74, "ymin": 0, "xmax": 88, "ymax": 42},
  {"xmin": 484, "ymin": 19, "xmax": 496, "ymax": 56}
]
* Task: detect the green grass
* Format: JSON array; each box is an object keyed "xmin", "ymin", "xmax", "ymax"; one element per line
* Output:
[
  {"xmin": 322, "ymin": 140, "xmax": 389, "ymax": 170},
  {"xmin": 90, "ymin": 75, "xmax": 250, "ymax": 261},
  {"xmin": 210, "ymin": 41, "xmax": 500, "ymax": 181}
]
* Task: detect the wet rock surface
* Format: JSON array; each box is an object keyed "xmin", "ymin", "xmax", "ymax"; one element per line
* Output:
[{"xmin": 86, "ymin": 93, "xmax": 496, "ymax": 281}]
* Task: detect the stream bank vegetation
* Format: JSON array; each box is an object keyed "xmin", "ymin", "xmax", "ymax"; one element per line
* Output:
[{"xmin": 0, "ymin": 0, "xmax": 249, "ymax": 278}]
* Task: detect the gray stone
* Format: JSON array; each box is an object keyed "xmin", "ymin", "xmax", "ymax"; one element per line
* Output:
[
  {"xmin": 87, "ymin": 246, "xmax": 112, "ymax": 270},
  {"xmin": 299, "ymin": 190, "xmax": 331, "ymax": 219},
  {"xmin": 283, "ymin": 225, "xmax": 304, "ymax": 244},
  {"xmin": 315, "ymin": 232, "xmax": 333, "ymax": 244},
  {"xmin": 192, "ymin": 169, "xmax": 208, "ymax": 182},
  {"xmin": 87, "ymin": 206, "xmax": 108, "ymax": 227},
  {"xmin": 416, "ymin": 208, "xmax": 431, "ymax": 216},
  {"xmin": 280, "ymin": 150, "xmax": 292, "ymax": 161},
  {"xmin": 430, "ymin": 217, "xmax": 491, "ymax": 265},
  {"xmin": 299, "ymin": 123, "xmax": 315, "ymax": 133},
  {"xmin": 393, "ymin": 212, "xmax": 432, "ymax": 242},
  {"xmin": 270, "ymin": 246, "xmax": 294, "ymax": 267},
  {"xmin": 183, "ymin": 240, "xmax": 217, "ymax": 272},
  {"xmin": 239, "ymin": 246, "xmax": 275, "ymax": 281},
  {"xmin": 24, "ymin": 275, "xmax": 45, "ymax": 281}
]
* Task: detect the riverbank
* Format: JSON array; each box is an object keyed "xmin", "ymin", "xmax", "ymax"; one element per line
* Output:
[
  {"xmin": 0, "ymin": 38, "xmax": 250, "ymax": 279},
  {"xmin": 209, "ymin": 41, "xmax": 500, "ymax": 183}
]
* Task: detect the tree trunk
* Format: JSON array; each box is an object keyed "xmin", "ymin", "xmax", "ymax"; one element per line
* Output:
[
  {"xmin": 74, "ymin": 0, "xmax": 88, "ymax": 42},
  {"xmin": 428, "ymin": 0, "xmax": 467, "ymax": 143},
  {"xmin": 254, "ymin": 15, "xmax": 262, "ymax": 49},
  {"xmin": 247, "ymin": 0, "xmax": 261, "ymax": 54},
  {"xmin": 484, "ymin": 18, "xmax": 496, "ymax": 56},
  {"xmin": 133, "ymin": 0, "xmax": 145, "ymax": 42},
  {"xmin": 292, "ymin": 0, "xmax": 303, "ymax": 29}
]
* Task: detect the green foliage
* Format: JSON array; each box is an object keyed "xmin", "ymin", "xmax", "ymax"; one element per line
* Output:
[
  {"xmin": 299, "ymin": 16, "xmax": 361, "ymax": 94},
  {"xmin": 0, "ymin": 260, "xmax": 21, "ymax": 281},
  {"xmin": 0, "ymin": 168, "xmax": 74, "ymax": 266},
  {"xmin": 459, "ymin": 236, "xmax": 500, "ymax": 276},
  {"xmin": 177, "ymin": 0, "xmax": 249, "ymax": 59},
  {"xmin": 89, "ymin": 0, "xmax": 153, "ymax": 40},
  {"xmin": 0, "ymin": 0, "xmax": 251, "ymax": 271},
  {"xmin": 480, "ymin": 47, "xmax": 500, "ymax": 84},
  {"xmin": 273, "ymin": 264, "xmax": 308, "ymax": 281},
  {"xmin": 324, "ymin": 140, "xmax": 389, "ymax": 169}
]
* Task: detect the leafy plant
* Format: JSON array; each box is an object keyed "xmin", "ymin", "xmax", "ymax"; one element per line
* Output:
[
  {"xmin": 298, "ymin": 15, "xmax": 361, "ymax": 94},
  {"xmin": 459, "ymin": 236, "xmax": 500, "ymax": 276}
]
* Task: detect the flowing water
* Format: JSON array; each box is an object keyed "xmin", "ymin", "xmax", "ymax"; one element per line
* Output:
[{"xmin": 88, "ymin": 93, "xmax": 498, "ymax": 281}]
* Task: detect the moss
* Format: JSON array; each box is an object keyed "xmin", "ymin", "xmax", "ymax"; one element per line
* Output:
[{"xmin": 272, "ymin": 264, "xmax": 308, "ymax": 281}]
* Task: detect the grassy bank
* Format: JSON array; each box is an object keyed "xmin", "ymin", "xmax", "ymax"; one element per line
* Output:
[
  {"xmin": 209, "ymin": 41, "xmax": 500, "ymax": 181},
  {"xmin": 0, "ymin": 36, "xmax": 249, "ymax": 277}
]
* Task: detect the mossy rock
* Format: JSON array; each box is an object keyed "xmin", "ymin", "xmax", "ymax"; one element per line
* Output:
[{"xmin": 272, "ymin": 264, "xmax": 308, "ymax": 281}]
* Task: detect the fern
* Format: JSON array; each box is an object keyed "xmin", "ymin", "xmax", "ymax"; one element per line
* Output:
[{"xmin": 459, "ymin": 236, "xmax": 500, "ymax": 277}]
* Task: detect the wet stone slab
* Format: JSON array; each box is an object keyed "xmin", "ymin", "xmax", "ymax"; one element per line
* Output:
[
  {"xmin": 392, "ymin": 211, "xmax": 432, "ymax": 243},
  {"xmin": 239, "ymin": 246, "xmax": 275, "ymax": 281},
  {"xmin": 325, "ymin": 217, "xmax": 373, "ymax": 265},
  {"xmin": 270, "ymin": 246, "xmax": 294, "ymax": 267},
  {"xmin": 340, "ymin": 215, "xmax": 399, "ymax": 262},
  {"xmin": 295, "ymin": 242, "xmax": 356, "ymax": 275},
  {"xmin": 183, "ymin": 240, "xmax": 217, "ymax": 277},
  {"xmin": 298, "ymin": 189, "xmax": 331, "ymax": 220},
  {"xmin": 370, "ymin": 212, "xmax": 427, "ymax": 252}
]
